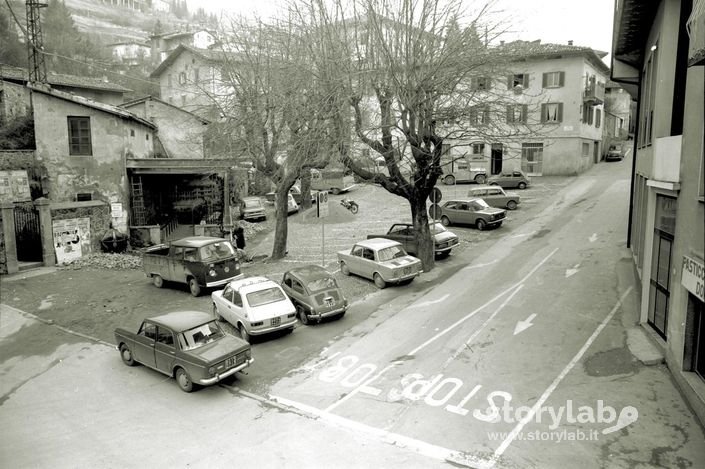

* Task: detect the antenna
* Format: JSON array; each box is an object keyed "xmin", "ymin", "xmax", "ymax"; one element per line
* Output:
[{"xmin": 26, "ymin": 0, "xmax": 49, "ymax": 84}]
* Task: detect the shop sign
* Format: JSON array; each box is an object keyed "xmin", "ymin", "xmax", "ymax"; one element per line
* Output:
[{"xmin": 682, "ymin": 255, "xmax": 705, "ymax": 302}]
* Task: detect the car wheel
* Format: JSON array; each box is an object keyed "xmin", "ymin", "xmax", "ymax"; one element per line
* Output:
[
  {"xmin": 489, "ymin": 182, "xmax": 498, "ymax": 186},
  {"xmin": 175, "ymin": 367, "xmax": 194, "ymax": 393},
  {"xmin": 297, "ymin": 305, "xmax": 310, "ymax": 326},
  {"xmin": 443, "ymin": 175, "xmax": 455, "ymax": 185},
  {"xmin": 188, "ymin": 278, "xmax": 201, "ymax": 297},
  {"xmin": 152, "ymin": 275, "xmax": 164, "ymax": 288},
  {"xmin": 475, "ymin": 174, "xmax": 487, "ymax": 184},
  {"xmin": 506, "ymin": 200, "xmax": 518, "ymax": 210},
  {"xmin": 496, "ymin": 221, "xmax": 503, "ymax": 228},
  {"xmin": 340, "ymin": 262, "xmax": 350, "ymax": 276},
  {"xmin": 440, "ymin": 215, "xmax": 451, "ymax": 227},
  {"xmin": 238, "ymin": 324, "xmax": 251, "ymax": 343},
  {"xmin": 212, "ymin": 303, "xmax": 223, "ymax": 321},
  {"xmin": 373, "ymin": 273, "xmax": 387, "ymax": 289},
  {"xmin": 518, "ymin": 182, "xmax": 527, "ymax": 189},
  {"xmin": 119, "ymin": 344, "xmax": 135, "ymax": 366},
  {"xmin": 476, "ymin": 219, "xmax": 487, "ymax": 231}
]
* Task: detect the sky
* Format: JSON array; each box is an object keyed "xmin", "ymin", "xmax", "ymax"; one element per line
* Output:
[{"xmin": 188, "ymin": 0, "xmax": 615, "ymax": 63}]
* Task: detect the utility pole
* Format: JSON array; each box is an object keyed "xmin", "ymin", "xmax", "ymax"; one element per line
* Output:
[{"xmin": 26, "ymin": 0, "xmax": 48, "ymax": 84}]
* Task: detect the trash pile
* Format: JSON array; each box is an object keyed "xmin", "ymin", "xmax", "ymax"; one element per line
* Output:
[{"xmin": 59, "ymin": 253, "xmax": 142, "ymax": 270}]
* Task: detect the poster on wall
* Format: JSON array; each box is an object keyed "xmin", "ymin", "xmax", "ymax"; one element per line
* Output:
[
  {"xmin": 53, "ymin": 218, "xmax": 92, "ymax": 264},
  {"xmin": 0, "ymin": 170, "xmax": 31, "ymax": 203}
]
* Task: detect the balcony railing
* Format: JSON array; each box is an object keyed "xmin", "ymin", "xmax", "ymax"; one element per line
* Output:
[{"xmin": 583, "ymin": 77, "xmax": 605, "ymax": 105}]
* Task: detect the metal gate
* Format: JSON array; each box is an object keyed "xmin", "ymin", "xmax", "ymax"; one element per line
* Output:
[{"xmin": 13, "ymin": 202, "xmax": 43, "ymax": 262}]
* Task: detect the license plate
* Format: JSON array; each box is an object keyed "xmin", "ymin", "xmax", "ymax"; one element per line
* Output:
[
  {"xmin": 271, "ymin": 316, "xmax": 281, "ymax": 327},
  {"xmin": 325, "ymin": 298, "xmax": 334, "ymax": 306},
  {"xmin": 225, "ymin": 356, "xmax": 235, "ymax": 368}
]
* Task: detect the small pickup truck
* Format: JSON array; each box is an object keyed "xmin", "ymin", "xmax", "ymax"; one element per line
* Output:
[
  {"xmin": 142, "ymin": 236, "xmax": 243, "ymax": 297},
  {"xmin": 367, "ymin": 223, "xmax": 459, "ymax": 258}
]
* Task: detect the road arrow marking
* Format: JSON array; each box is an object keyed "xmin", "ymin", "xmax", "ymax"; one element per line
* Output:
[
  {"xmin": 513, "ymin": 313, "xmax": 537, "ymax": 335},
  {"xmin": 410, "ymin": 293, "xmax": 449, "ymax": 308},
  {"xmin": 589, "ymin": 233, "xmax": 598, "ymax": 243},
  {"xmin": 565, "ymin": 264, "xmax": 580, "ymax": 278}
]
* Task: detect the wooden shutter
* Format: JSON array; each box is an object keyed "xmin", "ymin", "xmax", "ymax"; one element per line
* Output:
[
  {"xmin": 557, "ymin": 103, "xmax": 564, "ymax": 122},
  {"xmin": 523, "ymin": 74, "xmax": 529, "ymax": 88},
  {"xmin": 522, "ymin": 104, "xmax": 528, "ymax": 123},
  {"xmin": 559, "ymin": 71, "xmax": 565, "ymax": 86},
  {"xmin": 542, "ymin": 73, "xmax": 548, "ymax": 88},
  {"xmin": 507, "ymin": 106, "xmax": 513, "ymax": 123},
  {"xmin": 483, "ymin": 107, "xmax": 490, "ymax": 124},
  {"xmin": 596, "ymin": 109, "xmax": 602, "ymax": 128},
  {"xmin": 507, "ymin": 75, "xmax": 513, "ymax": 90},
  {"xmin": 541, "ymin": 104, "xmax": 546, "ymax": 123}
]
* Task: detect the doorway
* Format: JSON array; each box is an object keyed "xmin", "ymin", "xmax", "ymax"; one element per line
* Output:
[
  {"xmin": 491, "ymin": 143, "xmax": 503, "ymax": 175},
  {"xmin": 593, "ymin": 140, "xmax": 600, "ymax": 164}
]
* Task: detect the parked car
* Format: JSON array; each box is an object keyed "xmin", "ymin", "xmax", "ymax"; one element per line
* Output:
[
  {"xmin": 366, "ymin": 222, "xmax": 459, "ymax": 257},
  {"xmin": 281, "ymin": 265, "xmax": 348, "ymax": 325},
  {"xmin": 114, "ymin": 311, "xmax": 253, "ymax": 393},
  {"xmin": 265, "ymin": 186, "xmax": 315, "ymax": 205},
  {"xmin": 337, "ymin": 238, "xmax": 423, "ymax": 289},
  {"xmin": 239, "ymin": 197, "xmax": 267, "ymax": 221},
  {"xmin": 487, "ymin": 170, "xmax": 530, "ymax": 189},
  {"xmin": 439, "ymin": 198, "xmax": 506, "ymax": 230},
  {"xmin": 212, "ymin": 276, "xmax": 297, "ymax": 342},
  {"xmin": 142, "ymin": 236, "xmax": 242, "ymax": 297},
  {"xmin": 287, "ymin": 193, "xmax": 299, "ymax": 214},
  {"xmin": 467, "ymin": 186, "xmax": 520, "ymax": 210},
  {"xmin": 605, "ymin": 143, "xmax": 626, "ymax": 161}
]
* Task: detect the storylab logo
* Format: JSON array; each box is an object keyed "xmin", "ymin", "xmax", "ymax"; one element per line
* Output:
[{"xmin": 474, "ymin": 393, "xmax": 639, "ymax": 436}]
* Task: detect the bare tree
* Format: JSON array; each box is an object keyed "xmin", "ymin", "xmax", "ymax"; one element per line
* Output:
[{"xmin": 292, "ymin": 0, "xmax": 545, "ymax": 270}]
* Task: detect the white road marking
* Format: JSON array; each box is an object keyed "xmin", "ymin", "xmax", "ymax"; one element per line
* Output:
[
  {"xmin": 443, "ymin": 286, "xmax": 524, "ymax": 368},
  {"xmin": 507, "ymin": 231, "xmax": 537, "ymax": 239},
  {"xmin": 513, "ymin": 313, "xmax": 537, "ymax": 335},
  {"xmin": 408, "ymin": 293, "xmax": 450, "ymax": 308},
  {"xmin": 565, "ymin": 264, "xmax": 580, "ymax": 278},
  {"xmin": 325, "ymin": 363, "xmax": 398, "ymax": 412},
  {"xmin": 461, "ymin": 260, "xmax": 499, "ymax": 271},
  {"xmin": 589, "ymin": 233, "xmax": 598, "ymax": 243},
  {"xmin": 486, "ymin": 286, "xmax": 634, "ymax": 468}
]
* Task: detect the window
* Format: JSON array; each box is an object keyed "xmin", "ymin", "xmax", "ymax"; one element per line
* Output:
[
  {"xmin": 178, "ymin": 71, "xmax": 187, "ymax": 85},
  {"xmin": 470, "ymin": 106, "xmax": 490, "ymax": 125},
  {"xmin": 292, "ymin": 280, "xmax": 304, "ymax": 294},
  {"xmin": 595, "ymin": 109, "xmax": 602, "ymax": 128},
  {"xmin": 688, "ymin": 294, "xmax": 705, "ymax": 380},
  {"xmin": 542, "ymin": 71, "xmax": 565, "ymax": 88},
  {"xmin": 232, "ymin": 291, "xmax": 243, "ymax": 307},
  {"xmin": 541, "ymin": 103, "xmax": 563, "ymax": 123},
  {"xmin": 582, "ymin": 105, "xmax": 594, "ymax": 125},
  {"xmin": 648, "ymin": 195, "xmax": 677, "ymax": 339},
  {"xmin": 146, "ymin": 134, "xmax": 150, "ymax": 140},
  {"xmin": 194, "ymin": 67, "xmax": 200, "ymax": 82},
  {"xmin": 352, "ymin": 246, "xmax": 363, "ymax": 257},
  {"xmin": 130, "ymin": 129, "xmax": 135, "ymax": 137},
  {"xmin": 508, "ymin": 73, "xmax": 529, "ymax": 92},
  {"xmin": 67, "ymin": 117, "xmax": 92, "ymax": 156},
  {"xmin": 521, "ymin": 143, "xmax": 543, "ymax": 175},
  {"xmin": 506, "ymin": 105, "xmax": 528, "ymax": 123},
  {"xmin": 156, "ymin": 327, "xmax": 174, "ymax": 346},
  {"xmin": 362, "ymin": 248, "xmax": 375, "ymax": 260},
  {"xmin": 472, "ymin": 143, "xmax": 485, "ymax": 155},
  {"xmin": 76, "ymin": 193, "xmax": 92, "ymax": 201},
  {"xmin": 139, "ymin": 322, "xmax": 156, "ymax": 340},
  {"xmin": 470, "ymin": 77, "xmax": 489, "ymax": 91},
  {"xmin": 582, "ymin": 142, "xmax": 590, "ymax": 157}
]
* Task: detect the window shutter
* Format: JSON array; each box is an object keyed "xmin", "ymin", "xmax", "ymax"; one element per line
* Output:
[
  {"xmin": 557, "ymin": 103, "xmax": 564, "ymax": 122},
  {"xmin": 507, "ymin": 75, "xmax": 513, "ymax": 90},
  {"xmin": 470, "ymin": 107, "xmax": 477, "ymax": 123},
  {"xmin": 541, "ymin": 104, "xmax": 546, "ymax": 123},
  {"xmin": 507, "ymin": 106, "xmax": 513, "ymax": 123},
  {"xmin": 483, "ymin": 107, "xmax": 490, "ymax": 124},
  {"xmin": 542, "ymin": 73, "xmax": 547, "ymax": 88},
  {"xmin": 596, "ymin": 109, "xmax": 602, "ymax": 128},
  {"xmin": 523, "ymin": 74, "xmax": 529, "ymax": 88},
  {"xmin": 559, "ymin": 71, "xmax": 565, "ymax": 86},
  {"xmin": 522, "ymin": 104, "xmax": 528, "ymax": 123}
]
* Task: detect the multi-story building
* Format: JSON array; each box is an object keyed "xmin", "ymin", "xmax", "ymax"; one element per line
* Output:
[
  {"xmin": 448, "ymin": 40, "xmax": 610, "ymax": 177},
  {"xmin": 107, "ymin": 41, "xmax": 151, "ymax": 66},
  {"xmin": 602, "ymin": 80, "xmax": 635, "ymax": 156},
  {"xmin": 149, "ymin": 29, "xmax": 218, "ymax": 66},
  {"xmin": 612, "ymin": 0, "xmax": 705, "ymax": 425}
]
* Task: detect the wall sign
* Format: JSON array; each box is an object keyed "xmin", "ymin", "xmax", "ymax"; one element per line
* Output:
[
  {"xmin": 53, "ymin": 218, "xmax": 91, "ymax": 264},
  {"xmin": 682, "ymin": 255, "xmax": 704, "ymax": 302},
  {"xmin": 0, "ymin": 170, "xmax": 31, "ymax": 202}
]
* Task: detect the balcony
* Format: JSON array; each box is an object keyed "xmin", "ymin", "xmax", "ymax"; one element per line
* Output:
[
  {"xmin": 583, "ymin": 77, "xmax": 605, "ymax": 105},
  {"xmin": 687, "ymin": 0, "xmax": 705, "ymax": 66},
  {"xmin": 651, "ymin": 136, "xmax": 682, "ymax": 185}
]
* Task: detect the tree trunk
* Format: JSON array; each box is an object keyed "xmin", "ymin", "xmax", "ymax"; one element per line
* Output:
[
  {"xmin": 410, "ymin": 192, "xmax": 435, "ymax": 271},
  {"xmin": 271, "ymin": 188, "xmax": 289, "ymax": 259},
  {"xmin": 300, "ymin": 170, "xmax": 312, "ymax": 210}
]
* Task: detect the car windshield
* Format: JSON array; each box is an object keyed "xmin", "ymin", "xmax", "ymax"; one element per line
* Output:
[
  {"xmin": 199, "ymin": 241, "xmax": 236, "ymax": 261},
  {"xmin": 179, "ymin": 321, "xmax": 224, "ymax": 351},
  {"xmin": 244, "ymin": 199, "xmax": 261, "ymax": 208},
  {"xmin": 377, "ymin": 245, "xmax": 408, "ymax": 261},
  {"xmin": 246, "ymin": 287, "xmax": 287, "ymax": 307},
  {"xmin": 473, "ymin": 199, "xmax": 490, "ymax": 209},
  {"xmin": 308, "ymin": 276, "xmax": 338, "ymax": 292},
  {"xmin": 429, "ymin": 223, "xmax": 447, "ymax": 233}
]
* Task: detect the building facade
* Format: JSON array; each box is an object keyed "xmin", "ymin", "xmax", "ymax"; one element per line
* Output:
[
  {"xmin": 612, "ymin": 0, "xmax": 705, "ymax": 425},
  {"xmin": 447, "ymin": 41, "xmax": 610, "ymax": 176}
]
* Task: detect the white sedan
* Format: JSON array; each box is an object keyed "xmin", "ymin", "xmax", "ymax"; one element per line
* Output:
[{"xmin": 212, "ymin": 276, "xmax": 297, "ymax": 342}]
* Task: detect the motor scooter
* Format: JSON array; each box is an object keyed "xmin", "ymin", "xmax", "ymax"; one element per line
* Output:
[{"xmin": 340, "ymin": 198, "xmax": 359, "ymax": 214}]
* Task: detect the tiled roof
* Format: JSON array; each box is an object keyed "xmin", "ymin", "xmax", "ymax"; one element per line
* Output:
[
  {"xmin": 120, "ymin": 95, "xmax": 211, "ymax": 124},
  {"xmin": 0, "ymin": 64, "xmax": 132, "ymax": 93},
  {"xmin": 495, "ymin": 40, "xmax": 610, "ymax": 75},
  {"xmin": 149, "ymin": 44, "xmax": 235, "ymax": 78},
  {"xmin": 27, "ymin": 83, "xmax": 155, "ymax": 129}
]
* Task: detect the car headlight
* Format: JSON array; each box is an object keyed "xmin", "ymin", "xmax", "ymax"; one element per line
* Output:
[
  {"xmin": 209, "ymin": 269, "xmax": 217, "ymax": 277},
  {"xmin": 208, "ymin": 366, "xmax": 215, "ymax": 376}
]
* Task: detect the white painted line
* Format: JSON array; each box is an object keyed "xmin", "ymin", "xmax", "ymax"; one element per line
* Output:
[
  {"xmin": 507, "ymin": 231, "xmax": 537, "ymax": 239},
  {"xmin": 487, "ymin": 286, "xmax": 634, "ymax": 468},
  {"xmin": 270, "ymin": 394, "xmax": 491, "ymax": 468},
  {"xmin": 461, "ymin": 260, "xmax": 499, "ymax": 272},
  {"xmin": 565, "ymin": 264, "xmax": 580, "ymax": 278},
  {"xmin": 290, "ymin": 352, "xmax": 342, "ymax": 374},
  {"xmin": 325, "ymin": 363, "xmax": 398, "ymax": 412},
  {"xmin": 409, "ymin": 247, "xmax": 558, "ymax": 356},
  {"xmin": 443, "ymin": 285, "xmax": 524, "ymax": 368},
  {"xmin": 408, "ymin": 293, "xmax": 450, "ymax": 309}
]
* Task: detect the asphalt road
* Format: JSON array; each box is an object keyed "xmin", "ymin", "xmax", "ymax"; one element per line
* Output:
[{"xmin": 1, "ymin": 157, "xmax": 704, "ymax": 468}]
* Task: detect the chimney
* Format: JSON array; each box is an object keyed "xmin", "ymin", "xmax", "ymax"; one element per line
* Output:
[
  {"xmin": 568, "ymin": 40, "xmax": 574, "ymax": 46},
  {"xmin": 500, "ymin": 40, "xmax": 505, "ymax": 45}
]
